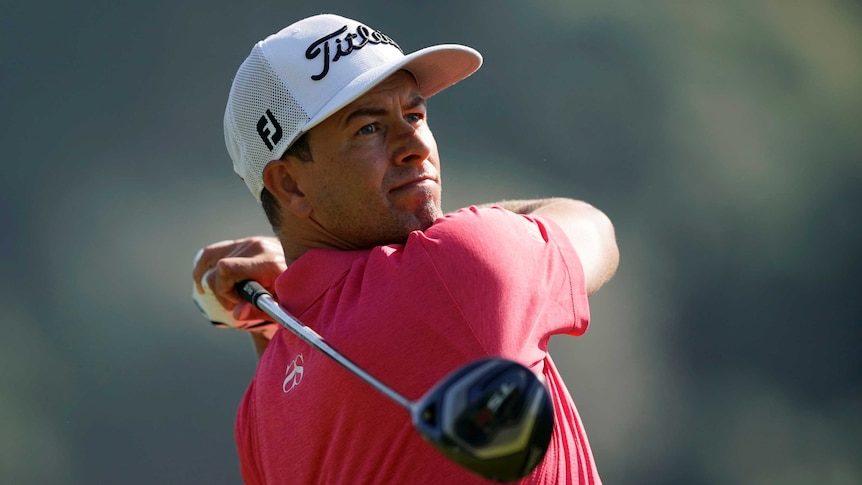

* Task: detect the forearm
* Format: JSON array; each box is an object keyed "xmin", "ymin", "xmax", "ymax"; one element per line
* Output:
[
  {"xmin": 250, "ymin": 332, "xmax": 270, "ymax": 359},
  {"xmin": 533, "ymin": 199, "xmax": 619, "ymax": 295},
  {"xmin": 475, "ymin": 197, "xmax": 571, "ymax": 215}
]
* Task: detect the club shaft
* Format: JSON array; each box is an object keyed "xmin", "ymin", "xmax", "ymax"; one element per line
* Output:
[{"xmin": 255, "ymin": 294, "xmax": 412, "ymax": 410}]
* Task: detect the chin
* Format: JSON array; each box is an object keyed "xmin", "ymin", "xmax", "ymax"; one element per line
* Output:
[
  {"xmin": 386, "ymin": 217, "xmax": 434, "ymax": 246},
  {"xmin": 414, "ymin": 204, "xmax": 442, "ymax": 230}
]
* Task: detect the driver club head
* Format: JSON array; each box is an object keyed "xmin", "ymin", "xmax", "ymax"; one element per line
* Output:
[{"xmin": 410, "ymin": 357, "xmax": 554, "ymax": 482}]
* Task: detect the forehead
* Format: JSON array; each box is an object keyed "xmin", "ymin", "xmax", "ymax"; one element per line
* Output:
[
  {"xmin": 360, "ymin": 70, "xmax": 419, "ymax": 97},
  {"xmin": 337, "ymin": 71, "xmax": 420, "ymax": 114},
  {"xmin": 304, "ymin": 70, "xmax": 422, "ymax": 145}
]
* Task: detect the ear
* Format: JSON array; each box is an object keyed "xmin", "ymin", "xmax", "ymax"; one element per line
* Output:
[{"xmin": 262, "ymin": 160, "xmax": 312, "ymax": 218}]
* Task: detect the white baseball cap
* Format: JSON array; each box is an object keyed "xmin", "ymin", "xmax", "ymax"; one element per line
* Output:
[{"xmin": 224, "ymin": 13, "xmax": 483, "ymax": 201}]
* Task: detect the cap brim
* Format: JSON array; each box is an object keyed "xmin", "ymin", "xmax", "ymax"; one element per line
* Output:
[{"xmin": 300, "ymin": 45, "xmax": 482, "ymax": 137}]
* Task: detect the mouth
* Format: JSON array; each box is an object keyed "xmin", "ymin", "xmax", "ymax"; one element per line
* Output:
[{"xmin": 390, "ymin": 175, "xmax": 437, "ymax": 193}]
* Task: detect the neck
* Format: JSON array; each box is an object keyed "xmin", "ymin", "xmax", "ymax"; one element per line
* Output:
[{"xmin": 275, "ymin": 213, "xmax": 362, "ymax": 264}]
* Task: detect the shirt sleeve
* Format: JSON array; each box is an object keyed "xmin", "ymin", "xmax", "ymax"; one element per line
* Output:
[{"xmin": 415, "ymin": 206, "xmax": 590, "ymax": 358}]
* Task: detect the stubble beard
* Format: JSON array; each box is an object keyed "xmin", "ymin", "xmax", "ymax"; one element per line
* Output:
[
  {"xmin": 371, "ymin": 196, "xmax": 442, "ymax": 247},
  {"xmin": 313, "ymin": 194, "xmax": 441, "ymax": 250}
]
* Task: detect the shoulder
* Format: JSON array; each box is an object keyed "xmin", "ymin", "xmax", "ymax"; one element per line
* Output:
[
  {"xmin": 424, "ymin": 206, "xmax": 547, "ymax": 245},
  {"xmin": 405, "ymin": 206, "xmax": 581, "ymax": 287},
  {"xmin": 418, "ymin": 206, "xmax": 568, "ymax": 259}
]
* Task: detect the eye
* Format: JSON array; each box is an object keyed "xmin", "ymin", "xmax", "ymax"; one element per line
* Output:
[
  {"xmin": 357, "ymin": 124, "xmax": 377, "ymax": 135},
  {"xmin": 405, "ymin": 113, "xmax": 423, "ymax": 124}
]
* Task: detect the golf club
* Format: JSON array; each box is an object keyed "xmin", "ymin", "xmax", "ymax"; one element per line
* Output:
[{"xmin": 234, "ymin": 280, "xmax": 554, "ymax": 482}]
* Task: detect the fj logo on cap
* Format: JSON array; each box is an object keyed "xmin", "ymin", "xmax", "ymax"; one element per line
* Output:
[
  {"xmin": 306, "ymin": 24, "xmax": 402, "ymax": 81},
  {"xmin": 256, "ymin": 109, "xmax": 283, "ymax": 150}
]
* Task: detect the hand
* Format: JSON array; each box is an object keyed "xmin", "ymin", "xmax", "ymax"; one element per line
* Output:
[{"xmin": 192, "ymin": 237, "xmax": 287, "ymax": 327}]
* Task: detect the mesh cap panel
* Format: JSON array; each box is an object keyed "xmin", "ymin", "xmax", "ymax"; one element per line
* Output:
[{"xmin": 224, "ymin": 46, "xmax": 309, "ymax": 200}]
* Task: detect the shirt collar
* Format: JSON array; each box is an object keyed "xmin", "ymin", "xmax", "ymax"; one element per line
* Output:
[{"xmin": 274, "ymin": 248, "xmax": 370, "ymax": 316}]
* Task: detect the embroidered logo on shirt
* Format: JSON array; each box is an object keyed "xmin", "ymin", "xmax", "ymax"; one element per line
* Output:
[{"xmin": 282, "ymin": 354, "xmax": 304, "ymax": 394}]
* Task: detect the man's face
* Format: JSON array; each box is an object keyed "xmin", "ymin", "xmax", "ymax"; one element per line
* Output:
[{"xmin": 292, "ymin": 71, "xmax": 443, "ymax": 248}]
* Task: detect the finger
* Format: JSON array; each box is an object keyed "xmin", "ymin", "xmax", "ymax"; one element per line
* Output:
[
  {"xmin": 212, "ymin": 254, "xmax": 285, "ymax": 301},
  {"xmin": 233, "ymin": 301, "xmax": 253, "ymax": 320},
  {"xmin": 234, "ymin": 321, "xmax": 277, "ymax": 333},
  {"xmin": 202, "ymin": 267, "xmax": 218, "ymax": 298},
  {"xmin": 243, "ymin": 257, "xmax": 287, "ymax": 288},
  {"xmin": 194, "ymin": 237, "xmax": 286, "ymax": 292},
  {"xmin": 192, "ymin": 239, "xmax": 242, "ymax": 292},
  {"xmin": 211, "ymin": 259, "xmax": 245, "ymax": 310},
  {"xmin": 200, "ymin": 266, "xmax": 245, "ymax": 318},
  {"xmin": 233, "ymin": 301, "xmax": 272, "ymax": 323}
]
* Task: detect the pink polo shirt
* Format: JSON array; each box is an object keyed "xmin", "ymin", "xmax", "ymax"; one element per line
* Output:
[{"xmin": 236, "ymin": 206, "xmax": 601, "ymax": 484}]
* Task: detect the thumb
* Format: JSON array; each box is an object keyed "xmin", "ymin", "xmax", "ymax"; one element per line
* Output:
[
  {"xmin": 233, "ymin": 301, "xmax": 271, "ymax": 323},
  {"xmin": 233, "ymin": 301, "xmax": 255, "ymax": 320}
]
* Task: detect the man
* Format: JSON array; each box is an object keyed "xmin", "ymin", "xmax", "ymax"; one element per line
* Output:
[{"xmin": 193, "ymin": 13, "xmax": 618, "ymax": 484}]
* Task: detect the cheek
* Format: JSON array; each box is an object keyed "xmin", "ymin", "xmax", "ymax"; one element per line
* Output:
[
  {"xmin": 422, "ymin": 126, "xmax": 438, "ymax": 148},
  {"xmin": 308, "ymin": 159, "xmax": 385, "ymax": 207},
  {"xmin": 422, "ymin": 130, "xmax": 440, "ymax": 164}
]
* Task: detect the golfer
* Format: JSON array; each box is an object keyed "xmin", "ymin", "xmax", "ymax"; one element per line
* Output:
[{"xmin": 194, "ymin": 13, "xmax": 619, "ymax": 484}]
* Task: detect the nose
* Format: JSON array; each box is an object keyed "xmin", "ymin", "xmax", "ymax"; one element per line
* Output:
[{"xmin": 391, "ymin": 122, "xmax": 433, "ymax": 167}]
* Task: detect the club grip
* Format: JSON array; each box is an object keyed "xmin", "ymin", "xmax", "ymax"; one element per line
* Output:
[{"xmin": 234, "ymin": 280, "xmax": 271, "ymax": 308}]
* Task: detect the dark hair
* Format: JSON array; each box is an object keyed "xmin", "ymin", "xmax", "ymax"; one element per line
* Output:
[{"xmin": 260, "ymin": 133, "xmax": 312, "ymax": 232}]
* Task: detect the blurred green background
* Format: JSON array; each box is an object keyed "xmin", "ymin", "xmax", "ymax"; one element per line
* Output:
[{"xmin": 2, "ymin": 1, "xmax": 860, "ymax": 484}]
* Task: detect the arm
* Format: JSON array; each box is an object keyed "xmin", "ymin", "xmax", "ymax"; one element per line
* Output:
[
  {"xmin": 477, "ymin": 198, "xmax": 619, "ymax": 296},
  {"xmin": 250, "ymin": 333, "xmax": 272, "ymax": 359}
]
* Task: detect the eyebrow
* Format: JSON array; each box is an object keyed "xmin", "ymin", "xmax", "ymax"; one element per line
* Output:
[{"xmin": 342, "ymin": 95, "xmax": 427, "ymax": 127}]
